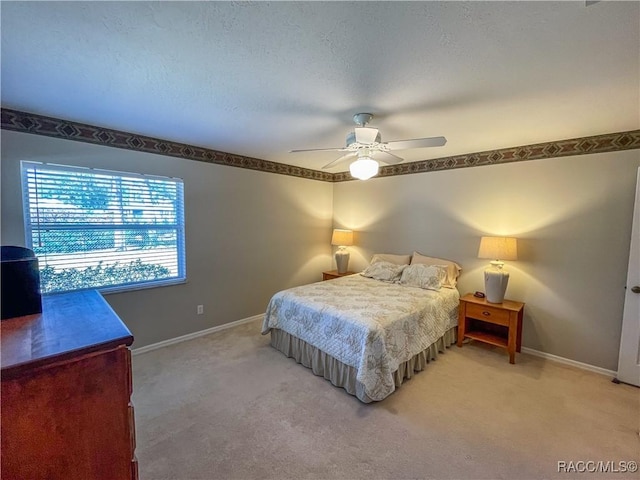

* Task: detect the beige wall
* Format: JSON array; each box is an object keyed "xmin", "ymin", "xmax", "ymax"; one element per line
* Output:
[
  {"xmin": 1, "ymin": 131, "xmax": 333, "ymax": 347},
  {"xmin": 2, "ymin": 128, "xmax": 639, "ymax": 370},
  {"xmin": 333, "ymin": 151, "xmax": 640, "ymax": 371}
]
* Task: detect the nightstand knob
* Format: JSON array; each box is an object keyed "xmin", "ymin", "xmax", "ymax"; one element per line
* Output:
[
  {"xmin": 631, "ymin": 286, "xmax": 640, "ymax": 294},
  {"xmin": 482, "ymin": 311, "xmax": 490, "ymax": 316}
]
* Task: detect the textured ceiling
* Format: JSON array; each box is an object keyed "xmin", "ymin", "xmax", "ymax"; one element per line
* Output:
[{"xmin": 1, "ymin": 1, "xmax": 638, "ymax": 172}]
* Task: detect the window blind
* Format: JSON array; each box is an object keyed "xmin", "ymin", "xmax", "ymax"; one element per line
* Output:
[{"xmin": 21, "ymin": 162, "xmax": 186, "ymax": 294}]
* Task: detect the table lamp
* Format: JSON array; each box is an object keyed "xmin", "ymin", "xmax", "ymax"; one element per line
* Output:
[
  {"xmin": 331, "ymin": 229, "xmax": 353, "ymax": 274},
  {"xmin": 477, "ymin": 236, "xmax": 518, "ymax": 303}
]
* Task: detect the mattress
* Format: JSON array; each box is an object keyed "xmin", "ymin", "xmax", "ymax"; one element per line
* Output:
[{"xmin": 262, "ymin": 274, "xmax": 460, "ymax": 402}]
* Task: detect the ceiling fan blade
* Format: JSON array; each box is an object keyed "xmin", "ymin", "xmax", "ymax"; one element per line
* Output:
[
  {"xmin": 322, "ymin": 152, "xmax": 357, "ymax": 170},
  {"xmin": 289, "ymin": 147, "xmax": 347, "ymax": 153},
  {"xmin": 386, "ymin": 136, "xmax": 447, "ymax": 151},
  {"xmin": 355, "ymin": 127, "xmax": 379, "ymax": 144},
  {"xmin": 372, "ymin": 151, "xmax": 405, "ymax": 165}
]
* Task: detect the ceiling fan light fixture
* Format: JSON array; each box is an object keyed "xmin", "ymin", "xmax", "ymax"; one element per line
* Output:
[
  {"xmin": 349, "ymin": 157, "xmax": 379, "ymax": 180},
  {"xmin": 290, "ymin": 112, "xmax": 446, "ymax": 174}
]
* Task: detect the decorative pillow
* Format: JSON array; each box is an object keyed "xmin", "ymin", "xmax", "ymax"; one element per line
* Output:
[
  {"xmin": 410, "ymin": 252, "xmax": 462, "ymax": 289},
  {"xmin": 399, "ymin": 264, "xmax": 446, "ymax": 291},
  {"xmin": 361, "ymin": 261, "xmax": 407, "ymax": 282},
  {"xmin": 370, "ymin": 253, "xmax": 411, "ymax": 266}
]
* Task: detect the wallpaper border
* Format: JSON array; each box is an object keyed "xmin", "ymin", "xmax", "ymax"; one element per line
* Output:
[
  {"xmin": 2, "ymin": 108, "xmax": 639, "ymax": 183},
  {"xmin": 335, "ymin": 129, "xmax": 640, "ymax": 181},
  {"xmin": 0, "ymin": 108, "xmax": 333, "ymax": 182}
]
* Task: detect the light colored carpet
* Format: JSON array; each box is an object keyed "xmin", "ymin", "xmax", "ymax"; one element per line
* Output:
[{"xmin": 132, "ymin": 319, "xmax": 639, "ymax": 480}]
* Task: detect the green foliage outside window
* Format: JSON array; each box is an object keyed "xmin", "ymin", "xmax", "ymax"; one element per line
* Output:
[{"xmin": 40, "ymin": 260, "xmax": 171, "ymax": 294}]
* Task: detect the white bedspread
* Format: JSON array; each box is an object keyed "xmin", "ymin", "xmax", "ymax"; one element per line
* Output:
[{"xmin": 262, "ymin": 274, "xmax": 460, "ymax": 401}]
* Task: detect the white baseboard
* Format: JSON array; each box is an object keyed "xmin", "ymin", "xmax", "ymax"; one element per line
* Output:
[
  {"xmin": 131, "ymin": 314, "xmax": 264, "ymax": 356},
  {"xmin": 521, "ymin": 347, "xmax": 616, "ymax": 377},
  {"xmin": 132, "ymin": 316, "xmax": 617, "ymax": 378}
]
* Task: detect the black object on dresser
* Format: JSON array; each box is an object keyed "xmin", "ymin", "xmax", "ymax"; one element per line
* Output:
[{"xmin": 1, "ymin": 245, "xmax": 42, "ymax": 320}]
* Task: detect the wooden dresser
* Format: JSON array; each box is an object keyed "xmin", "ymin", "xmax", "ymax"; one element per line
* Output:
[{"xmin": 1, "ymin": 290, "xmax": 137, "ymax": 480}]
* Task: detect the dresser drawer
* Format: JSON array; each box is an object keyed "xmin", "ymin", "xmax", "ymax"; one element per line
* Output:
[{"xmin": 465, "ymin": 303, "xmax": 510, "ymax": 326}]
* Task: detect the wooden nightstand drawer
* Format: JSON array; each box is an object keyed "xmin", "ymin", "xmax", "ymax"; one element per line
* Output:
[{"xmin": 465, "ymin": 303, "xmax": 510, "ymax": 326}]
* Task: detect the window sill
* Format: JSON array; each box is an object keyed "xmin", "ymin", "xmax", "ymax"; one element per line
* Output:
[
  {"xmin": 41, "ymin": 278, "xmax": 188, "ymax": 297},
  {"xmin": 100, "ymin": 278, "xmax": 187, "ymax": 295}
]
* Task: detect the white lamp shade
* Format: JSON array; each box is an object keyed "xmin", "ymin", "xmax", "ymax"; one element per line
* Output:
[
  {"xmin": 331, "ymin": 229, "xmax": 353, "ymax": 246},
  {"xmin": 349, "ymin": 157, "xmax": 379, "ymax": 180},
  {"xmin": 478, "ymin": 236, "xmax": 518, "ymax": 261}
]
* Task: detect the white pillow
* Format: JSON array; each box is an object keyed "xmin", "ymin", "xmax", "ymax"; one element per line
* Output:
[
  {"xmin": 410, "ymin": 252, "xmax": 461, "ymax": 289},
  {"xmin": 370, "ymin": 253, "xmax": 411, "ymax": 266},
  {"xmin": 361, "ymin": 261, "xmax": 407, "ymax": 282},
  {"xmin": 399, "ymin": 264, "xmax": 446, "ymax": 291}
]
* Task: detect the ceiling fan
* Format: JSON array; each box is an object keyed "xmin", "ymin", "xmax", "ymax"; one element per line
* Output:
[{"xmin": 290, "ymin": 113, "xmax": 447, "ymax": 180}]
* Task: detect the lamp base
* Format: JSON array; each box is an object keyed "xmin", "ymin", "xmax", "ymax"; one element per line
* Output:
[
  {"xmin": 335, "ymin": 249, "xmax": 350, "ymax": 274},
  {"xmin": 484, "ymin": 267, "xmax": 509, "ymax": 303}
]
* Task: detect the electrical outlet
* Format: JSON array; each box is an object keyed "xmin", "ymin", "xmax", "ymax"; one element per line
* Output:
[{"xmin": 197, "ymin": 305, "xmax": 204, "ymax": 315}]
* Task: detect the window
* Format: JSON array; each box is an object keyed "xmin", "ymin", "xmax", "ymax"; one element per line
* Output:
[{"xmin": 21, "ymin": 162, "xmax": 186, "ymax": 294}]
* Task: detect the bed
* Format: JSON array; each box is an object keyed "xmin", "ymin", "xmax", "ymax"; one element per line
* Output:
[{"xmin": 262, "ymin": 255, "xmax": 461, "ymax": 403}]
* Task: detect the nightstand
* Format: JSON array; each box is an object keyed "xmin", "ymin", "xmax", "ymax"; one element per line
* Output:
[
  {"xmin": 322, "ymin": 270, "xmax": 355, "ymax": 281},
  {"xmin": 457, "ymin": 293, "xmax": 525, "ymax": 364}
]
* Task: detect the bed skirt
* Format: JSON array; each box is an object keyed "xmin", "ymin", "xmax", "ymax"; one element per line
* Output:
[{"xmin": 269, "ymin": 326, "xmax": 458, "ymax": 403}]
